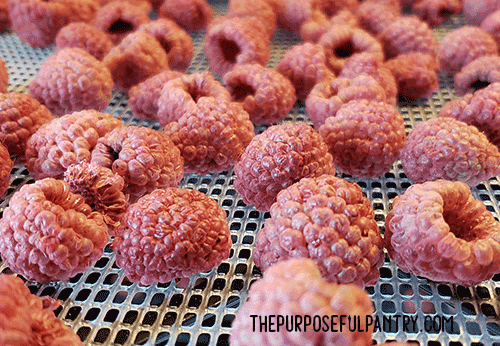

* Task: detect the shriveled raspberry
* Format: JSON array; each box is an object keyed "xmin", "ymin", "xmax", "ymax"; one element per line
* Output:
[
  {"xmin": 306, "ymin": 74, "xmax": 386, "ymax": 129},
  {"xmin": 384, "ymin": 52, "xmax": 439, "ymax": 99},
  {"xmin": 438, "ymin": 26, "xmax": 498, "ymax": 75},
  {"xmin": 204, "ymin": 16, "xmax": 270, "ymax": 77},
  {"xmin": 400, "ymin": 117, "xmax": 500, "ymax": 186},
  {"xmin": 356, "ymin": 1, "xmax": 400, "ymax": 36},
  {"xmin": 439, "ymin": 83, "xmax": 500, "ymax": 149},
  {"xmin": 276, "ymin": 43, "xmax": 334, "ymax": 100},
  {"xmin": 164, "ymin": 98, "xmax": 254, "ymax": 174},
  {"xmin": 0, "ymin": 92, "xmax": 54, "ymax": 162},
  {"xmin": 231, "ymin": 258, "xmax": 374, "ymax": 346},
  {"xmin": 112, "ymin": 187, "xmax": 231, "ymax": 286},
  {"xmin": 103, "ymin": 31, "xmax": 169, "ymax": 93},
  {"xmin": 0, "ymin": 178, "xmax": 108, "ymax": 282},
  {"xmin": 97, "ymin": 0, "xmax": 151, "ymax": 12},
  {"xmin": 158, "ymin": 0, "xmax": 213, "ymax": 31},
  {"xmin": 318, "ymin": 25, "xmax": 384, "ymax": 75},
  {"xmin": 25, "ymin": 110, "xmax": 124, "ymax": 180},
  {"xmin": 0, "ymin": 0, "xmax": 10, "ymax": 33},
  {"xmin": 137, "ymin": 18, "xmax": 194, "ymax": 72},
  {"xmin": 385, "ymin": 179, "xmax": 500, "ymax": 286},
  {"xmin": 157, "ymin": 71, "xmax": 230, "ymax": 126},
  {"xmin": 128, "ymin": 70, "xmax": 183, "ymax": 121},
  {"xmin": 55, "ymin": 22, "xmax": 114, "ymax": 61},
  {"xmin": 339, "ymin": 53, "xmax": 398, "ymax": 105},
  {"xmin": 223, "ymin": 64, "xmax": 296, "ymax": 124},
  {"xmin": 378, "ymin": 15, "xmax": 438, "ymax": 60},
  {"xmin": 57, "ymin": 0, "xmax": 100, "ymax": 23},
  {"xmin": 481, "ymin": 10, "xmax": 500, "ymax": 47},
  {"xmin": 29, "ymin": 47, "xmax": 113, "ymax": 117},
  {"xmin": 234, "ymin": 122, "xmax": 335, "ymax": 212},
  {"xmin": 90, "ymin": 126, "xmax": 184, "ymax": 203},
  {"xmin": 319, "ymin": 100, "xmax": 405, "ymax": 178},
  {"xmin": 64, "ymin": 161, "xmax": 128, "ymax": 236},
  {"xmin": 0, "ymin": 142, "xmax": 12, "ymax": 198},
  {"xmin": 463, "ymin": 0, "xmax": 500, "ymax": 25},
  {"xmin": 228, "ymin": 0, "xmax": 276, "ymax": 38},
  {"xmin": 0, "ymin": 274, "xmax": 84, "ymax": 345},
  {"xmin": 300, "ymin": 10, "xmax": 358, "ymax": 43},
  {"xmin": 454, "ymin": 55, "xmax": 500, "ymax": 96},
  {"xmin": 93, "ymin": 0, "xmax": 150, "ymax": 44},
  {"xmin": 413, "ymin": 0, "xmax": 462, "ymax": 27}
]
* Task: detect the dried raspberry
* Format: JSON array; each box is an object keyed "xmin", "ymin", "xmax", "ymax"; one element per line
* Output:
[
  {"xmin": 413, "ymin": 0, "xmax": 462, "ymax": 27},
  {"xmin": 318, "ymin": 25, "xmax": 384, "ymax": 75},
  {"xmin": 137, "ymin": 18, "xmax": 194, "ymax": 72},
  {"xmin": 97, "ymin": 0, "xmax": 152, "ymax": 12},
  {"xmin": 204, "ymin": 17, "xmax": 270, "ymax": 77},
  {"xmin": 0, "ymin": 0, "xmax": 10, "ymax": 33},
  {"xmin": 90, "ymin": 126, "xmax": 184, "ymax": 203},
  {"xmin": 339, "ymin": 53, "xmax": 398, "ymax": 106},
  {"xmin": 93, "ymin": 0, "xmax": 150, "ymax": 44},
  {"xmin": 103, "ymin": 31, "xmax": 169, "ymax": 93},
  {"xmin": 356, "ymin": 1, "xmax": 400, "ymax": 36},
  {"xmin": 234, "ymin": 122, "xmax": 335, "ymax": 212},
  {"xmin": 228, "ymin": 0, "xmax": 276, "ymax": 37},
  {"xmin": 463, "ymin": 0, "xmax": 500, "ymax": 25},
  {"xmin": 253, "ymin": 175, "xmax": 383, "ymax": 286},
  {"xmin": 319, "ymin": 100, "xmax": 405, "ymax": 178},
  {"xmin": 0, "ymin": 142, "xmax": 12, "ymax": 198},
  {"xmin": 57, "ymin": 0, "xmax": 100, "ymax": 23},
  {"xmin": 25, "ymin": 110, "xmax": 124, "ymax": 180},
  {"xmin": 300, "ymin": 10, "xmax": 359, "ymax": 43},
  {"xmin": 231, "ymin": 258, "xmax": 374, "ymax": 346},
  {"xmin": 0, "ymin": 178, "xmax": 108, "ymax": 282},
  {"xmin": 64, "ymin": 161, "xmax": 128, "ymax": 236},
  {"xmin": 55, "ymin": 22, "xmax": 114, "ymax": 61},
  {"xmin": 29, "ymin": 47, "xmax": 113, "ymax": 117},
  {"xmin": 0, "ymin": 58, "xmax": 7, "ymax": 94},
  {"xmin": 0, "ymin": 92, "xmax": 54, "ymax": 162},
  {"xmin": 400, "ymin": 117, "xmax": 500, "ymax": 186},
  {"xmin": 439, "ymin": 83, "xmax": 500, "ymax": 149},
  {"xmin": 158, "ymin": 0, "xmax": 213, "ymax": 31},
  {"xmin": 112, "ymin": 187, "xmax": 231, "ymax": 286},
  {"xmin": 164, "ymin": 98, "xmax": 254, "ymax": 174},
  {"xmin": 306, "ymin": 74, "xmax": 387, "ymax": 129},
  {"xmin": 438, "ymin": 26, "xmax": 498, "ymax": 75},
  {"xmin": 0, "ymin": 274, "xmax": 84, "ymax": 345},
  {"xmin": 454, "ymin": 55, "xmax": 500, "ymax": 96},
  {"xmin": 385, "ymin": 179, "xmax": 500, "ymax": 286},
  {"xmin": 378, "ymin": 15, "xmax": 438, "ymax": 60},
  {"xmin": 128, "ymin": 70, "xmax": 183, "ymax": 121},
  {"xmin": 481, "ymin": 10, "xmax": 500, "ymax": 47},
  {"xmin": 157, "ymin": 71, "xmax": 231, "ymax": 126},
  {"xmin": 384, "ymin": 52, "xmax": 439, "ymax": 99},
  {"xmin": 223, "ymin": 64, "xmax": 296, "ymax": 124},
  {"xmin": 276, "ymin": 43, "xmax": 334, "ymax": 100}
]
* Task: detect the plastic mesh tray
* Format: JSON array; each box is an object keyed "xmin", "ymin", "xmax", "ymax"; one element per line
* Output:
[{"xmin": 1, "ymin": 3, "xmax": 500, "ymax": 346}]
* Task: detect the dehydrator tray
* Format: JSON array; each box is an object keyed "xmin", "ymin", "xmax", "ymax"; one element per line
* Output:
[{"xmin": 1, "ymin": 3, "xmax": 500, "ymax": 346}]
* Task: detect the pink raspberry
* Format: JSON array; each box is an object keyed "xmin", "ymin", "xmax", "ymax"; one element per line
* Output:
[
  {"xmin": 378, "ymin": 15, "xmax": 438, "ymax": 60},
  {"xmin": 413, "ymin": 0, "xmax": 462, "ymax": 27},
  {"xmin": 481, "ymin": 9, "xmax": 500, "ymax": 47},
  {"xmin": 204, "ymin": 16, "xmax": 270, "ymax": 77},
  {"xmin": 128, "ymin": 70, "xmax": 183, "ymax": 121},
  {"xmin": 90, "ymin": 126, "xmax": 184, "ymax": 203},
  {"xmin": 362, "ymin": 0, "xmax": 401, "ymax": 13},
  {"xmin": 319, "ymin": 100, "xmax": 406, "ymax": 178},
  {"xmin": 103, "ymin": 31, "xmax": 169, "ymax": 93},
  {"xmin": 438, "ymin": 26, "xmax": 498, "ymax": 75},
  {"xmin": 228, "ymin": 0, "xmax": 277, "ymax": 38},
  {"xmin": 305, "ymin": 74, "xmax": 386, "ymax": 128},
  {"xmin": 29, "ymin": 47, "xmax": 113, "ymax": 117},
  {"xmin": 253, "ymin": 175, "xmax": 383, "ymax": 286},
  {"xmin": 112, "ymin": 187, "xmax": 232, "ymax": 286},
  {"xmin": 276, "ymin": 43, "xmax": 334, "ymax": 100},
  {"xmin": 137, "ymin": 18, "xmax": 194, "ymax": 72},
  {"xmin": 0, "ymin": 274, "xmax": 84, "ymax": 345},
  {"xmin": 400, "ymin": 117, "xmax": 500, "ymax": 186},
  {"xmin": 0, "ymin": 57, "xmax": 7, "ymax": 93},
  {"xmin": 64, "ymin": 161, "xmax": 128, "ymax": 237},
  {"xmin": 97, "ymin": 0, "xmax": 152, "ymax": 12},
  {"xmin": 93, "ymin": 0, "xmax": 150, "ymax": 44},
  {"xmin": 25, "ymin": 110, "xmax": 124, "ymax": 180},
  {"xmin": 463, "ymin": 0, "xmax": 500, "ymax": 25},
  {"xmin": 385, "ymin": 179, "xmax": 500, "ymax": 286},
  {"xmin": 158, "ymin": 0, "xmax": 213, "ymax": 31},
  {"xmin": 454, "ymin": 55, "xmax": 500, "ymax": 95},
  {"xmin": 318, "ymin": 25, "xmax": 384, "ymax": 75},
  {"xmin": 223, "ymin": 64, "xmax": 296, "ymax": 124},
  {"xmin": 356, "ymin": 1, "xmax": 400, "ymax": 36},
  {"xmin": 0, "ymin": 92, "xmax": 54, "ymax": 162},
  {"xmin": 233, "ymin": 122, "xmax": 335, "ymax": 212},
  {"xmin": 55, "ymin": 22, "xmax": 114, "ymax": 61},
  {"xmin": 164, "ymin": 98, "xmax": 254, "ymax": 174},
  {"xmin": 0, "ymin": 178, "xmax": 108, "ymax": 282},
  {"xmin": 231, "ymin": 258, "xmax": 374, "ymax": 346},
  {"xmin": 0, "ymin": 142, "xmax": 12, "ymax": 198},
  {"xmin": 300, "ymin": 10, "xmax": 359, "ymax": 43},
  {"xmin": 384, "ymin": 52, "xmax": 439, "ymax": 99},
  {"xmin": 157, "ymin": 71, "xmax": 230, "ymax": 126}
]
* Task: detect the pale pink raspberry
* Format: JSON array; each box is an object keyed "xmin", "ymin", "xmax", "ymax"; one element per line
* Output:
[
  {"xmin": 454, "ymin": 55, "xmax": 500, "ymax": 95},
  {"xmin": 55, "ymin": 22, "xmax": 114, "ymax": 61},
  {"xmin": 463, "ymin": 0, "xmax": 500, "ymax": 25},
  {"xmin": 158, "ymin": 0, "xmax": 213, "ymax": 31}
]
